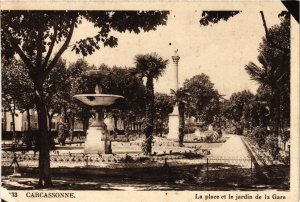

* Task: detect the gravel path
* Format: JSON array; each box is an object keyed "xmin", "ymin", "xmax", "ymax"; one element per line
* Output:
[
  {"xmin": 210, "ymin": 134, "xmax": 250, "ymax": 158},
  {"xmin": 209, "ymin": 134, "xmax": 251, "ymax": 168}
]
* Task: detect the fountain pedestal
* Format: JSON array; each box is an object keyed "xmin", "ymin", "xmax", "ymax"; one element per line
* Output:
[
  {"xmin": 84, "ymin": 127, "xmax": 111, "ymax": 154},
  {"xmin": 84, "ymin": 107, "xmax": 112, "ymax": 154},
  {"xmin": 168, "ymin": 105, "xmax": 179, "ymax": 139},
  {"xmin": 73, "ymin": 70, "xmax": 123, "ymax": 154}
]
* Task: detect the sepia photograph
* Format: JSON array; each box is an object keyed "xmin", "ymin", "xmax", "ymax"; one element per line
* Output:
[{"xmin": 1, "ymin": 1, "xmax": 299, "ymax": 202}]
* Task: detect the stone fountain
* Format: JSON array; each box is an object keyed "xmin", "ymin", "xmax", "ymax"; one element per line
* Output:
[{"xmin": 74, "ymin": 70, "xmax": 123, "ymax": 154}]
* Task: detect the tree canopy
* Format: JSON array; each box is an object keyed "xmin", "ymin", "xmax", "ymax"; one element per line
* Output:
[
  {"xmin": 2, "ymin": 58, "xmax": 35, "ymax": 113},
  {"xmin": 183, "ymin": 73, "xmax": 221, "ymax": 125}
]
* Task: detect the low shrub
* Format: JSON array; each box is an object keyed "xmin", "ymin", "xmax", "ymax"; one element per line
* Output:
[
  {"xmin": 184, "ymin": 126, "xmax": 196, "ymax": 134},
  {"xmin": 235, "ymin": 125, "xmax": 244, "ymax": 135},
  {"xmin": 203, "ymin": 131, "xmax": 220, "ymax": 142},
  {"xmin": 249, "ymin": 127, "xmax": 270, "ymax": 148},
  {"xmin": 121, "ymin": 154, "xmax": 134, "ymax": 163},
  {"xmin": 265, "ymin": 135, "xmax": 280, "ymax": 160},
  {"xmin": 278, "ymin": 150, "xmax": 289, "ymax": 165},
  {"xmin": 224, "ymin": 126, "xmax": 235, "ymax": 134},
  {"xmin": 188, "ymin": 130, "xmax": 224, "ymax": 143},
  {"xmin": 183, "ymin": 152, "xmax": 203, "ymax": 159}
]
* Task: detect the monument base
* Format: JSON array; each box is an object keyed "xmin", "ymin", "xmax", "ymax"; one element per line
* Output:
[
  {"xmin": 84, "ymin": 127, "xmax": 112, "ymax": 154},
  {"xmin": 167, "ymin": 114, "xmax": 179, "ymax": 140}
]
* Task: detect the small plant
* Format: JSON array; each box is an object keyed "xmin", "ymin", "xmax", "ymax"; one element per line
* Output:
[{"xmin": 122, "ymin": 154, "xmax": 134, "ymax": 163}]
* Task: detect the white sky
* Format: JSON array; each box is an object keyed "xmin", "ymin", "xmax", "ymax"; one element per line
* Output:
[{"xmin": 62, "ymin": 8, "xmax": 285, "ymax": 98}]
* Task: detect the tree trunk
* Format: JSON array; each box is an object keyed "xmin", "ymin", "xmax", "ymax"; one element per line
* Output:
[
  {"xmin": 113, "ymin": 116, "xmax": 118, "ymax": 130},
  {"xmin": 159, "ymin": 121, "xmax": 163, "ymax": 137},
  {"xmin": 270, "ymin": 88, "xmax": 280, "ymax": 137},
  {"xmin": 113, "ymin": 116, "xmax": 118, "ymax": 139},
  {"xmin": 82, "ymin": 118, "xmax": 87, "ymax": 136},
  {"xmin": 10, "ymin": 108, "xmax": 16, "ymax": 141},
  {"xmin": 143, "ymin": 77, "xmax": 154, "ymax": 155},
  {"xmin": 47, "ymin": 113, "xmax": 56, "ymax": 149},
  {"xmin": 26, "ymin": 109, "xmax": 32, "ymax": 149},
  {"xmin": 58, "ymin": 107, "xmax": 67, "ymax": 146},
  {"xmin": 11, "ymin": 113, "xmax": 16, "ymax": 134},
  {"xmin": 48, "ymin": 113, "xmax": 54, "ymax": 132},
  {"xmin": 8, "ymin": 101, "xmax": 16, "ymax": 136},
  {"xmin": 70, "ymin": 115, "xmax": 75, "ymax": 141},
  {"xmin": 35, "ymin": 83, "xmax": 52, "ymax": 188},
  {"xmin": 125, "ymin": 119, "xmax": 129, "ymax": 141},
  {"xmin": 3, "ymin": 111, "xmax": 7, "ymax": 131},
  {"xmin": 178, "ymin": 102, "xmax": 185, "ymax": 147}
]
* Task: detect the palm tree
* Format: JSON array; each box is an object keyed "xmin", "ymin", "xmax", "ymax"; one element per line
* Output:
[
  {"xmin": 134, "ymin": 53, "xmax": 168, "ymax": 155},
  {"xmin": 245, "ymin": 54, "xmax": 284, "ymax": 137},
  {"xmin": 171, "ymin": 88, "xmax": 190, "ymax": 147}
]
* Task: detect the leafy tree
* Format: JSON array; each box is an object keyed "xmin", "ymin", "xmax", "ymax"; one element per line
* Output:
[
  {"xmin": 2, "ymin": 58, "xmax": 73, "ymax": 146},
  {"xmin": 245, "ymin": 13, "xmax": 290, "ymax": 137},
  {"xmin": 1, "ymin": 10, "xmax": 169, "ymax": 187},
  {"xmin": 67, "ymin": 59, "xmax": 94, "ymax": 138},
  {"xmin": 103, "ymin": 66, "xmax": 147, "ymax": 137},
  {"xmin": 2, "ymin": 58, "xmax": 35, "ymax": 145},
  {"xmin": 183, "ymin": 73, "xmax": 221, "ymax": 125},
  {"xmin": 134, "ymin": 53, "xmax": 169, "ymax": 155},
  {"xmin": 154, "ymin": 93, "xmax": 173, "ymax": 136},
  {"xmin": 223, "ymin": 90, "xmax": 255, "ymax": 135}
]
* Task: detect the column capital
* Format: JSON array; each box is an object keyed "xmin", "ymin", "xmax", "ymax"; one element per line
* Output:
[
  {"xmin": 172, "ymin": 49, "xmax": 180, "ymax": 64},
  {"xmin": 172, "ymin": 55, "xmax": 180, "ymax": 64}
]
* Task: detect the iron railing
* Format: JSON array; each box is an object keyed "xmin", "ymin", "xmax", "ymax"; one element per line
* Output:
[{"xmin": 2, "ymin": 152, "xmax": 254, "ymax": 184}]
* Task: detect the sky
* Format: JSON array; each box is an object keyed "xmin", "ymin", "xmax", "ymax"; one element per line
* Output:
[{"xmin": 61, "ymin": 7, "xmax": 285, "ymax": 99}]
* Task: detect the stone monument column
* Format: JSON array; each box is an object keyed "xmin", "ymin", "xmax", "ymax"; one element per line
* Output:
[{"xmin": 167, "ymin": 50, "xmax": 180, "ymax": 139}]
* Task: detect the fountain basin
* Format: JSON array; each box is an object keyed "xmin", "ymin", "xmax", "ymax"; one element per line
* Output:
[{"xmin": 73, "ymin": 94, "xmax": 124, "ymax": 106}]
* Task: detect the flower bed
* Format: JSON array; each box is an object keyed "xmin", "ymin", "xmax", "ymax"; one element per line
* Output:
[
  {"xmin": 184, "ymin": 131, "xmax": 225, "ymax": 143},
  {"xmin": 243, "ymin": 136, "xmax": 288, "ymax": 166}
]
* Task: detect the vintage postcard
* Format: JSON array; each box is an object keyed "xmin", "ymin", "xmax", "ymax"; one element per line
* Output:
[{"xmin": 1, "ymin": 1, "xmax": 299, "ymax": 202}]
